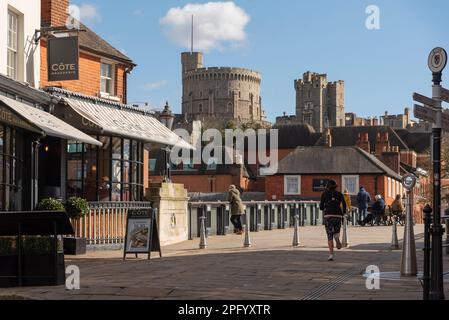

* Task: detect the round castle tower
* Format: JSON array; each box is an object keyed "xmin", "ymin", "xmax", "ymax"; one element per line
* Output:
[{"xmin": 181, "ymin": 52, "xmax": 263, "ymax": 124}]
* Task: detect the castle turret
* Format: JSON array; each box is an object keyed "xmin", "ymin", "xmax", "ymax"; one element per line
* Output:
[{"xmin": 181, "ymin": 52, "xmax": 204, "ymax": 74}]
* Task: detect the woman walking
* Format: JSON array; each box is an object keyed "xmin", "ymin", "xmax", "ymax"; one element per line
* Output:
[{"xmin": 228, "ymin": 185, "xmax": 245, "ymax": 235}]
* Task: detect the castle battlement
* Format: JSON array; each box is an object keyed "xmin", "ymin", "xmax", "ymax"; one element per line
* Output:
[{"xmin": 183, "ymin": 67, "xmax": 261, "ymax": 83}]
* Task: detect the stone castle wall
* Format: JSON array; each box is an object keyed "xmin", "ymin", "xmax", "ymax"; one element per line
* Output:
[{"xmin": 181, "ymin": 53, "xmax": 263, "ymax": 123}]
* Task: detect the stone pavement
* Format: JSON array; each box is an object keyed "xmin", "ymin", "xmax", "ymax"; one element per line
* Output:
[{"xmin": 2, "ymin": 224, "xmax": 449, "ymax": 300}]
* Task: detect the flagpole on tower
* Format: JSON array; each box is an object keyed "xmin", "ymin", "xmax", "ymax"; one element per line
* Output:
[{"xmin": 191, "ymin": 15, "xmax": 194, "ymax": 53}]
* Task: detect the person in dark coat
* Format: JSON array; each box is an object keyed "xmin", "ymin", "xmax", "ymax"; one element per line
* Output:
[
  {"xmin": 320, "ymin": 180, "xmax": 347, "ymax": 261},
  {"xmin": 359, "ymin": 195, "xmax": 386, "ymax": 226},
  {"xmin": 356, "ymin": 186, "xmax": 371, "ymax": 222},
  {"xmin": 228, "ymin": 185, "xmax": 245, "ymax": 235}
]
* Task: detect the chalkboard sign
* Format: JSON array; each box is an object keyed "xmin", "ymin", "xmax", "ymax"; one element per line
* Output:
[{"xmin": 123, "ymin": 208, "xmax": 162, "ymax": 260}]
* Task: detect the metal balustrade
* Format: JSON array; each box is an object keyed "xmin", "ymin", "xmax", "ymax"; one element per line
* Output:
[
  {"xmin": 72, "ymin": 201, "xmax": 360, "ymax": 245},
  {"xmin": 188, "ymin": 201, "xmax": 360, "ymax": 239}
]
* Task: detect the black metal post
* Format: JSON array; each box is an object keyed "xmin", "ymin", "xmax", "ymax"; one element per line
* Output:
[
  {"xmin": 423, "ymin": 205, "xmax": 433, "ymax": 300},
  {"xmin": 430, "ymin": 71, "xmax": 445, "ymax": 300}
]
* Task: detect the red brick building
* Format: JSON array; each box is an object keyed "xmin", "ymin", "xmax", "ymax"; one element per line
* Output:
[
  {"xmin": 40, "ymin": 0, "xmax": 135, "ymax": 103},
  {"xmin": 265, "ymin": 146, "xmax": 404, "ymax": 206}
]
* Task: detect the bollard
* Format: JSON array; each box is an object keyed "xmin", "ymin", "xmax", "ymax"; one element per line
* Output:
[
  {"xmin": 244, "ymin": 212, "xmax": 252, "ymax": 248},
  {"xmin": 292, "ymin": 214, "xmax": 300, "ymax": 247},
  {"xmin": 391, "ymin": 219, "xmax": 399, "ymax": 250},
  {"xmin": 341, "ymin": 215, "xmax": 349, "ymax": 248},
  {"xmin": 400, "ymin": 190, "xmax": 417, "ymax": 276},
  {"xmin": 199, "ymin": 215, "xmax": 207, "ymax": 249},
  {"xmin": 423, "ymin": 205, "xmax": 432, "ymax": 300}
]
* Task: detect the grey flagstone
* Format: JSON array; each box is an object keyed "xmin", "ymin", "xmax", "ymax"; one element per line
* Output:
[
  {"xmin": 0, "ymin": 94, "xmax": 102, "ymax": 146},
  {"xmin": 62, "ymin": 97, "xmax": 194, "ymax": 149}
]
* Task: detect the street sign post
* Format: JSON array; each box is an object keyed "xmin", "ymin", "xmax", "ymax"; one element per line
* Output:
[{"xmin": 413, "ymin": 47, "xmax": 448, "ymax": 300}]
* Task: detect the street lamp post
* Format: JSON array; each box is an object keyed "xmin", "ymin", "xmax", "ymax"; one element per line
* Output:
[
  {"xmin": 428, "ymin": 48, "xmax": 447, "ymax": 300},
  {"xmin": 159, "ymin": 102, "xmax": 175, "ymax": 182}
]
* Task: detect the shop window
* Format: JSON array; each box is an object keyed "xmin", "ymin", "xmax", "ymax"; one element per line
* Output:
[
  {"xmin": 7, "ymin": 10, "xmax": 18, "ymax": 80},
  {"xmin": 0, "ymin": 125, "xmax": 23, "ymax": 211},
  {"xmin": 101, "ymin": 63, "xmax": 114, "ymax": 95},
  {"xmin": 67, "ymin": 136, "xmax": 144, "ymax": 202}
]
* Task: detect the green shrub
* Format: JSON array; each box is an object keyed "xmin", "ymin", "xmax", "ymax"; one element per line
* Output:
[
  {"xmin": 36, "ymin": 198, "xmax": 65, "ymax": 211},
  {"xmin": 22, "ymin": 237, "xmax": 53, "ymax": 254},
  {"xmin": 64, "ymin": 197, "xmax": 88, "ymax": 220}
]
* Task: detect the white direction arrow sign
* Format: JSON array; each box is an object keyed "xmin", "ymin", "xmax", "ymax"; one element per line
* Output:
[{"xmin": 413, "ymin": 93, "xmax": 438, "ymax": 109}]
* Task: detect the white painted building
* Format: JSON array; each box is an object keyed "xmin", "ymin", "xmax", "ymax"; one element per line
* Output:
[{"xmin": 0, "ymin": 0, "xmax": 41, "ymax": 88}]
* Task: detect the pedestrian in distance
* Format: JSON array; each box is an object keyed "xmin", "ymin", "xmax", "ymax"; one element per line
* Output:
[
  {"xmin": 391, "ymin": 194, "xmax": 405, "ymax": 225},
  {"xmin": 228, "ymin": 185, "xmax": 245, "ymax": 235},
  {"xmin": 359, "ymin": 194, "xmax": 386, "ymax": 226},
  {"xmin": 343, "ymin": 189, "xmax": 352, "ymax": 221},
  {"xmin": 356, "ymin": 186, "xmax": 371, "ymax": 223},
  {"xmin": 320, "ymin": 180, "xmax": 347, "ymax": 261}
]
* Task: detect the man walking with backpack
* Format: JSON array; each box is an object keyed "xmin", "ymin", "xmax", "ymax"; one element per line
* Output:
[{"xmin": 320, "ymin": 180, "xmax": 347, "ymax": 261}]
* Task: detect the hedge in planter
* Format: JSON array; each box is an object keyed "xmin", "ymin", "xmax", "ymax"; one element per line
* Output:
[{"xmin": 64, "ymin": 197, "xmax": 88, "ymax": 255}]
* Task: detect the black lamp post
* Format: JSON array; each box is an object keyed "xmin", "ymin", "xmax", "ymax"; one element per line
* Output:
[{"xmin": 159, "ymin": 102, "xmax": 174, "ymax": 182}]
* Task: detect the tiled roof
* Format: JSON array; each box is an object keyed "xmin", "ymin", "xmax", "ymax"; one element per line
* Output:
[
  {"xmin": 78, "ymin": 22, "xmax": 135, "ymax": 66},
  {"xmin": 277, "ymin": 146, "xmax": 402, "ymax": 179}
]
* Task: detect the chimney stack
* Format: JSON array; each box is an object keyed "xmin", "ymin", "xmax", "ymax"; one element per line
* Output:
[
  {"xmin": 357, "ymin": 133, "xmax": 370, "ymax": 153},
  {"xmin": 41, "ymin": 0, "xmax": 70, "ymax": 27}
]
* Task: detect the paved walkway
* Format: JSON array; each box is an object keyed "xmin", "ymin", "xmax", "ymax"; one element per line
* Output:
[{"xmin": 2, "ymin": 224, "xmax": 449, "ymax": 300}]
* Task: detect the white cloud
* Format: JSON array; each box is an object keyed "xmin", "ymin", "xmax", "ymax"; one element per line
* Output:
[
  {"xmin": 144, "ymin": 80, "xmax": 168, "ymax": 91},
  {"xmin": 78, "ymin": 4, "xmax": 102, "ymax": 24},
  {"xmin": 160, "ymin": 2, "xmax": 250, "ymax": 52}
]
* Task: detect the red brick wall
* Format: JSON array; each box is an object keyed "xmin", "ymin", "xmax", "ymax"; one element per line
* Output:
[
  {"xmin": 42, "ymin": 0, "xmax": 70, "ymax": 27},
  {"xmin": 40, "ymin": 41, "xmax": 127, "ymax": 102},
  {"xmin": 265, "ymin": 174, "xmax": 395, "ymax": 205}
]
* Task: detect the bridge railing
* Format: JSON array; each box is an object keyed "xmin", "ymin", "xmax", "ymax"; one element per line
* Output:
[{"xmin": 188, "ymin": 201, "xmax": 360, "ymax": 239}]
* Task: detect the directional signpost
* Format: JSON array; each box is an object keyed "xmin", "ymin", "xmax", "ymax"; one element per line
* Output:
[{"xmin": 413, "ymin": 47, "xmax": 448, "ymax": 300}]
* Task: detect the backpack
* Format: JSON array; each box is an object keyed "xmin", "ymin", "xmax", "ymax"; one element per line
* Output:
[{"xmin": 324, "ymin": 191, "xmax": 342, "ymax": 215}]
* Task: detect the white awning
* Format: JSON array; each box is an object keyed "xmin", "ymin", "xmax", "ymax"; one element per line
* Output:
[
  {"xmin": 62, "ymin": 97, "xmax": 194, "ymax": 149},
  {"xmin": 0, "ymin": 95, "xmax": 102, "ymax": 146}
]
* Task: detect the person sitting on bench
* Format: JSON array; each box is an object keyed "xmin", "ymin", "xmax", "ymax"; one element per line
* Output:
[{"xmin": 358, "ymin": 195, "xmax": 385, "ymax": 226}]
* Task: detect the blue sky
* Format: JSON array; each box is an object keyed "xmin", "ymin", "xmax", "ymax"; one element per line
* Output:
[{"xmin": 73, "ymin": 0, "xmax": 449, "ymax": 122}]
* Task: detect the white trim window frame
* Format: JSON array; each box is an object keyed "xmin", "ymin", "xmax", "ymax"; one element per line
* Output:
[
  {"xmin": 342, "ymin": 175, "xmax": 359, "ymax": 196},
  {"xmin": 284, "ymin": 175, "xmax": 301, "ymax": 196},
  {"xmin": 100, "ymin": 62, "xmax": 115, "ymax": 96},
  {"xmin": 7, "ymin": 10, "xmax": 19, "ymax": 80}
]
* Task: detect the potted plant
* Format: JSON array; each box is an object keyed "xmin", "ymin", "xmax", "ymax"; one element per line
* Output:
[{"xmin": 63, "ymin": 197, "xmax": 89, "ymax": 255}]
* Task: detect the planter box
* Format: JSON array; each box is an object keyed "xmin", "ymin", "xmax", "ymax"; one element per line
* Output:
[
  {"xmin": 63, "ymin": 237, "xmax": 86, "ymax": 255},
  {"xmin": 0, "ymin": 253, "xmax": 65, "ymax": 288}
]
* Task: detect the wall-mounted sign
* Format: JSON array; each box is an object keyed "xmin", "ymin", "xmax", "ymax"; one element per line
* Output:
[
  {"xmin": 123, "ymin": 208, "xmax": 161, "ymax": 260},
  {"xmin": 313, "ymin": 179, "xmax": 330, "ymax": 192},
  {"xmin": 47, "ymin": 36, "xmax": 79, "ymax": 81}
]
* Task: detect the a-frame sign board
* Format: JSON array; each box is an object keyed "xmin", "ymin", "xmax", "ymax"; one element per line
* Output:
[{"xmin": 123, "ymin": 208, "xmax": 162, "ymax": 260}]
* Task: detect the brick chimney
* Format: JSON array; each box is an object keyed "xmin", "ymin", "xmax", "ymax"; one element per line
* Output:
[
  {"xmin": 42, "ymin": 0, "xmax": 70, "ymax": 27},
  {"xmin": 375, "ymin": 132, "xmax": 390, "ymax": 156},
  {"xmin": 356, "ymin": 133, "xmax": 370, "ymax": 153},
  {"xmin": 380, "ymin": 146, "xmax": 400, "ymax": 174}
]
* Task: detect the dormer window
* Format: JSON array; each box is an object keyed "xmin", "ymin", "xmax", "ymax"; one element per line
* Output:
[{"xmin": 100, "ymin": 63, "xmax": 114, "ymax": 95}]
